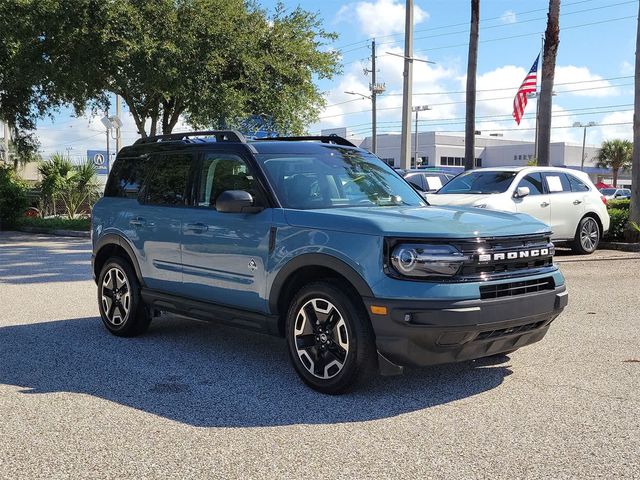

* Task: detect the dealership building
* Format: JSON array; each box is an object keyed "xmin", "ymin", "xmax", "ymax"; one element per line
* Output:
[{"xmin": 323, "ymin": 128, "xmax": 631, "ymax": 187}]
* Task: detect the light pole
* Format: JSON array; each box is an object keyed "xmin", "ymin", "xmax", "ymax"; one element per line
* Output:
[
  {"xmin": 573, "ymin": 121, "xmax": 597, "ymax": 171},
  {"xmin": 412, "ymin": 105, "xmax": 431, "ymax": 167}
]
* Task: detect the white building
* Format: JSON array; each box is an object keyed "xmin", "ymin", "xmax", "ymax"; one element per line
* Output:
[{"xmin": 340, "ymin": 130, "xmax": 630, "ymax": 187}]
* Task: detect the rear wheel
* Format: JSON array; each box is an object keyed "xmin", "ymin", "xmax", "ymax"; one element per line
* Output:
[
  {"xmin": 285, "ymin": 281, "xmax": 376, "ymax": 394},
  {"xmin": 571, "ymin": 216, "xmax": 600, "ymax": 254},
  {"xmin": 97, "ymin": 257, "xmax": 151, "ymax": 337}
]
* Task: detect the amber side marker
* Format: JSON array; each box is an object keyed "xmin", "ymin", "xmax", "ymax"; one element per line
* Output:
[{"xmin": 370, "ymin": 305, "xmax": 388, "ymax": 315}]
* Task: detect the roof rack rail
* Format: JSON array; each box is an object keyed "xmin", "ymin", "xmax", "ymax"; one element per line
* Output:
[
  {"xmin": 133, "ymin": 130, "xmax": 246, "ymax": 145},
  {"xmin": 255, "ymin": 134, "xmax": 356, "ymax": 147}
]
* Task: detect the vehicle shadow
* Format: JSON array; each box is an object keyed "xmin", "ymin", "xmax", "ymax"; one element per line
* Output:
[{"xmin": 0, "ymin": 316, "xmax": 512, "ymax": 427}]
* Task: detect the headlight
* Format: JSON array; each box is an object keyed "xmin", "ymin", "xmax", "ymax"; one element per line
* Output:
[{"xmin": 390, "ymin": 244, "xmax": 468, "ymax": 278}]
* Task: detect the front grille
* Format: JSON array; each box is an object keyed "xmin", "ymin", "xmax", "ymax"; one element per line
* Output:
[
  {"xmin": 480, "ymin": 277, "xmax": 555, "ymax": 300},
  {"xmin": 476, "ymin": 319, "xmax": 548, "ymax": 340}
]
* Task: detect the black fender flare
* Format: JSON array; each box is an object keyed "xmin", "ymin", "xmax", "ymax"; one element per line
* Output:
[
  {"xmin": 93, "ymin": 233, "xmax": 144, "ymax": 286},
  {"xmin": 268, "ymin": 253, "xmax": 374, "ymax": 314}
]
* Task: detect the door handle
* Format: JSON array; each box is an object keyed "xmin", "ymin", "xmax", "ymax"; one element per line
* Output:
[
  {"xmin": 184, "ymin": 222, "xmax": 209, "ymax": 233},
  {"xmin": 540, "ymin": 202, "xmax": 550, "ymax": 208},
  {"xmin": 573, "ymin": 199, "xmax": 582, "ymax": 205},
  {"xmin": 129, "ymin": 216, "xmax": 147, "ymax": 227}
]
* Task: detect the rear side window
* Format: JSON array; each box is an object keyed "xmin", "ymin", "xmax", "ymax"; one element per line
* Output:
[
  {"xmin": 104, "ymin": 156, "xmax": 149, "ymax": 198},
  {"xmin": 405, "ymin": 174, "xmax": 425, "ymax": 191},
  {"xmin": 567, "ymin": 174, "xmax": 590, "ymax": 192},
  {"xmin": 517, "ymin": 173, "xmax": 544, "ymax": 196},
  {"xmin": 144, "ymin": 154, "xmax": 192, "ymax": 206},
  {"xmin": 425, "ymin": 175, "xmax": 446, "ymax": 191},
  {"xmin": 544, "ymin": 173, "xmax": 571, "ymax": 193}
]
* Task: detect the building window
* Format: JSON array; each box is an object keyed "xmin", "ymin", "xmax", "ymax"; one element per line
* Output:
[
  {"xmin": 381, "ymin": 157, "xmax": 395, "ymax": 166},
  {"xmin": 475, "ymin": 158, "xmax": 482, "ymax": 167}
]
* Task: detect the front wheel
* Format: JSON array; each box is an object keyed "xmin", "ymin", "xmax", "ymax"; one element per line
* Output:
[
  {"xmin": 571, "ymin": 216, "xmax": 600, "ymax": 254},
  {"xmin": 285, "ymin": 281, "xmax": 376, "ymax": 394},
  {"xmin": 97, "ymin": 257, "xmax": 151, "ymax": 337}
]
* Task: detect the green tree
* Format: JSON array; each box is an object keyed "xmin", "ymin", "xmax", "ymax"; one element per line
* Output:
[
  {"xmin": 38, "ymin": 153, "xmax": 72, "ymax": 216},
  {"xmin": 0, "ymin": 0, "xmax": 340, "ymax": 138},
  {"xmin": 596, "ymin": 139, "xmax": 632, "ymax": 188},
  {"xmin": 0, "ymin": 165, "xmax": 28, "ymax": 228}
]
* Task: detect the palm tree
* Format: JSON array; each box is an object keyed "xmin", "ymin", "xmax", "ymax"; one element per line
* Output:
[
  {"xmin": 38, "ymin": 153, "xmax": 73, "ymax": 216},
  {"xmin": 537, "ymin": 0, "xmax": 561, "ymax": 166},
  {"xmin": 596, "ymin": 139, "xmax": 632, "ymax": 187},
  {"xmin": 464, "ymin": 0, "xmax": 479, "ymax": 171}
]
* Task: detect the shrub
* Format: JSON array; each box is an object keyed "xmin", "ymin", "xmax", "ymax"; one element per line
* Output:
[
  {"xmin": 607, "ymin": 199, "xmax": 630, "ymax": 211},
  {"xmin": 0, "ymin": 165, "xmax": 28, "ymax": 229},
  {"xmin": 17, "ymin": 216, "xmax": 90, "ymax": 231},
  {"xmin": 605, "ymin": 208, "xmax": 628, "ymax": 241}
]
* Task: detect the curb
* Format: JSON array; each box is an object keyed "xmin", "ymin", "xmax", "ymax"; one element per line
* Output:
[
  {"xmin": 17, "ymin": 226, "xmax": 90, "ymax": 238},
  {"xmin": 599, "ymin": 241, "xmax": 640, "ymax": 252}
]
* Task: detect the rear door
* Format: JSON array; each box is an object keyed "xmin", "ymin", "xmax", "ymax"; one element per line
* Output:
[
  {"xmin": 179, "ymin": 149, "xmax": 273, "ymax": 312},
  {"xmin": 131, "ymin": 152, "xmax": 194, "ymax": 293},
  {"xmin": 543, "ymin": 172, "xmax": 583, "ymax": 239},
  {"xmin": 513, "ymin": 172, "xmax": 551, "ymax": 227}
]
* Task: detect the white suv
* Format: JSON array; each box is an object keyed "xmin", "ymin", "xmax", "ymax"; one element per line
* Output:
[{"xmin": 428, "ymin": 166, "xmax": 610, "ymax": 254}]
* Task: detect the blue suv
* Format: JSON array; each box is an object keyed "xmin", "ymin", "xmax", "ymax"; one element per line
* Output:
[{"xmin": 92, "ymin": 131, "xmax": 568, "ymax": 394}]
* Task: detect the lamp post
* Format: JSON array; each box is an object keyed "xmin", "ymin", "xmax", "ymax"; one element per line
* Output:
[
  {"xmin": 573, "ymin": 121, "xmax": 597, "ymax": 171},
  {"xmin": 412, "ymin": 105, "xmax": 431, "ymax": 167}
]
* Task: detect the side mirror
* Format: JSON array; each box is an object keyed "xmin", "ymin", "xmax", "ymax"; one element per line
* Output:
[
  {"xmin": 216, "ymin": 190, "xmax": 263, "ymax": 213},
  {"xmin": 514, "ymin": 186, "xmax": 530, "ymax": 198}
]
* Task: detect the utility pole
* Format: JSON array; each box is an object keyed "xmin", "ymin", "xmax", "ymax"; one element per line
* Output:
[
  {"xmin": 115, "ymin": 95, "xmax": 122, "ymax": 153},
  {"xmin": 105, "ymin": 106, "xmax": 110, "ymax": 162},
  {"xmin": 400, "ymin": 0, "xmax": 414, "ymax": 170},
  {"xmin": 573, "ymin": 121, "xmax": 597, "ymax": 171}
]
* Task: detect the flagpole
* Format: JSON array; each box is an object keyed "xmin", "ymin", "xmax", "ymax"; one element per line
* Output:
[{"xmin": 534, "ymin": 36, "xmax": 544, "ymax": 161}]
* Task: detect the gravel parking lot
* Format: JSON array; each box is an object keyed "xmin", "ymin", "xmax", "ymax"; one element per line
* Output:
[{"xmin": 0, "ymin": 231, "xmax": 638, "ymax": 479}]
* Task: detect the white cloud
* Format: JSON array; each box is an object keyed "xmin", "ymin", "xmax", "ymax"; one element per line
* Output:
[
  {"xmin": 620, "ymin": 60, "xmax": 634, "ymax": 75},
  {"xmin": 337, "ymin": 0, "xmax": 429, "ymax": 38},
  {"xmin": 554, "ymin": 66, "xmax": 617, "ymax": 97},
  {"xmin": 500, "ymin": 10, "xmax": 517, "ymax": 24},
  {"xmin": 598, "ymin": 110, "xmax": 633, "ymax": 142}
]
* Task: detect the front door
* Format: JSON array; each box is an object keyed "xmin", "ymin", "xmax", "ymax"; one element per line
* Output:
[
  {"xmin": 513, "ymin": 172, "xmax": 552, "ymax": 229},
  {"xmin": 179, "ymin": 150, "xmax": 273, "ymax": 313}
]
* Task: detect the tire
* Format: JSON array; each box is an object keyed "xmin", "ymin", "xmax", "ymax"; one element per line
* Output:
[
  {"xmin": 285, "ymin": 281, "xmax": 376, "ymax": 394},
  {"xmin": 97, "ymin": 256, "xmax": 151, "ymax": 337},
  {"xmin": 571, "ymin": 216, "xmax": 600, "ymax": 255}
]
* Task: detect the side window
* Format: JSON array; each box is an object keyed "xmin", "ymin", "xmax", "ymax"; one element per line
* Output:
[
  {"xmin": 104, "ymin": 156, "xmax": 149, "ymax": 198},
  {"xmin": 567, "ymin": 174, "xmax": 590, "ymax": 192},
  {"xmin": 144, "ymin": 154, "xmax": 192, "ymax": 206},
  {"xmin": 517, "ymin": 173, "xmax": 544, "ymax": 196},
  {"xmin": 405, "ymin": 174, "xmax": 425, "ymax": 191},
  {"xmin": 197, "ymin": 154, "xmax": 260, "ymax": 208},
  {"xmin": 544, "ymin": 173, "xmax": 571, "ymax": 194}
]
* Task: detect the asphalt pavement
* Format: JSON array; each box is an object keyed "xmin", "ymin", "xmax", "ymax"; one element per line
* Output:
[{"xmin": 0, "ymin": 231, "xmax": 638, "ymax": 479}]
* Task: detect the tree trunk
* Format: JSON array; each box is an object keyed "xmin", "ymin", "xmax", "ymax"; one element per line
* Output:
[
  {"xmin": 613, "ymin": 167, "xmax": 619, "ymax": 188},
  {"xmin": 537, "ymin": 0, "xmax": 560, "ymax": 167},
  {"xmin": 464, "ymin": 0, "xmax": 480, "ymax": 171},
  {"xmin": 627, "ymin": 0, "xmax": 640, "ymax": 242}
]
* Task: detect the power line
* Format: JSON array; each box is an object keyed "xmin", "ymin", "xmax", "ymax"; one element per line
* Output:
[
  {"xmin": 331, "ymin": 0, "xmax": 602, "ymax": 50},
  {"xmin": 320, "ymin": 82, "xmax": 633, "ymax": 119}
]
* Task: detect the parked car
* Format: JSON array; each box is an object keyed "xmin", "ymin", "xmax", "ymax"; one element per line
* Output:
[
  {"xmin": 92, "ymin": 132, "xmax": 568, "ymax": 394},
  {"xmin": 402, "ymin": 169, "xmax": 455, "ymax": 197},
  {"xmin": 600, "ymin": 187, "xmax": 631, "ymax": 200},
  {"xmin": 428, "ymin": 166, "xmax": 610, "ymax": 254}
]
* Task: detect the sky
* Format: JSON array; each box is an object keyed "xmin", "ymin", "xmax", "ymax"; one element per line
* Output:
[{"xmin": 34, "ymin": 0, "xmax": 638, "ymax": 159}]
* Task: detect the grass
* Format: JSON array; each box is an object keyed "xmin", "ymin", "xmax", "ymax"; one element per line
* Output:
[{"xmin": 18, "ymin": 216, "xmax": 91, "ymax": 232}]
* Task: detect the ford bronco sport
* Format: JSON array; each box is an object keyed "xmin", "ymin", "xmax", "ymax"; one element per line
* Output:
[{"xmin": 92, "ymin": 131, "xmax": 568, "ymax": 394}]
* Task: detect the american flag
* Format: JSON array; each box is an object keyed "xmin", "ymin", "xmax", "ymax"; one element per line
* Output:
[{"xmin": 512, "ymin": 54, "xmax": 540, "ymax": 125}]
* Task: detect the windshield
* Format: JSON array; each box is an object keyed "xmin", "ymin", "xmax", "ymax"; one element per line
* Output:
[
  {"xmin": 437, "ymin": 170, "xmax": 517, "ymax": 194},
  {"xmin": 600, "ymin": 188, "xmax": 616, "ymax": 195},
  {"xmin": 256, "ymin": 149, "xmax": 425, "ymax": 209}
]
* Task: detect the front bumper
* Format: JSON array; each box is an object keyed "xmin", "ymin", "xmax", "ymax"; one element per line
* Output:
[{"xmin": 365, "ymin": 285, "xmax": 568, "ymax": 369}]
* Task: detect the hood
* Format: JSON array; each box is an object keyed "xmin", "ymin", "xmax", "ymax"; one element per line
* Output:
[
  {"xmin": 427, "ymin": 193, "xmax": 493, "ymax": 206},
  {"xmin": 283, "ymin": 205, "xmax": 549, "ymax": 239}
]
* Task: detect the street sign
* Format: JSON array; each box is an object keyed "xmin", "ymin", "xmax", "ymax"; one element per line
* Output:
[{"xmin": 87, "ymin": 150, "xmax": 109, "ymax": 175}]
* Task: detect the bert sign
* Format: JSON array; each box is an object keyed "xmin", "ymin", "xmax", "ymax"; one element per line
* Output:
[{"xmin": 88, "ymin": 150, "xmax": 109, "ymax": 175}]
